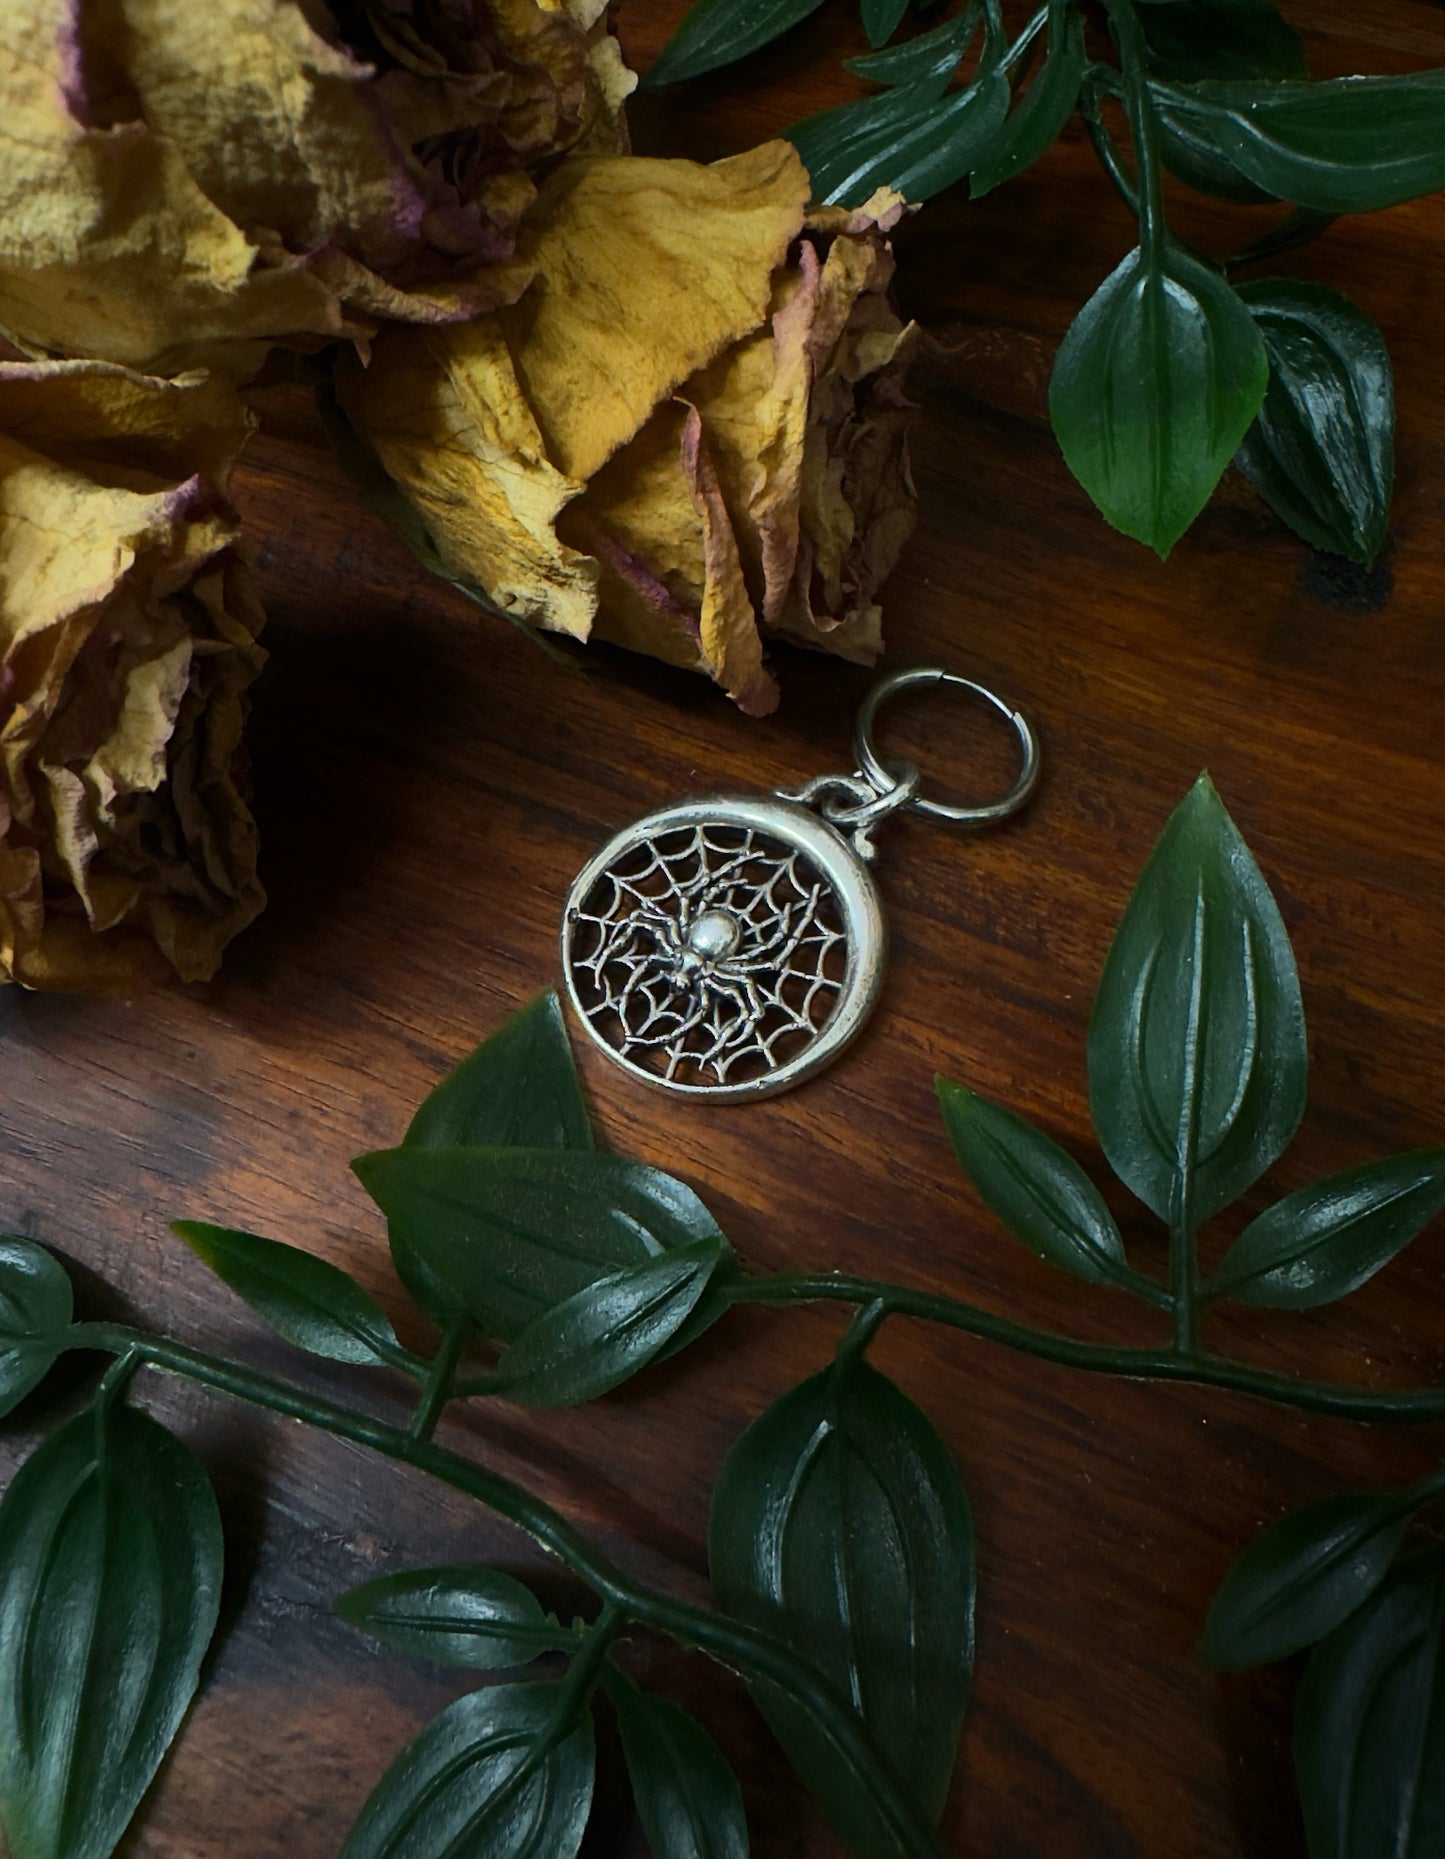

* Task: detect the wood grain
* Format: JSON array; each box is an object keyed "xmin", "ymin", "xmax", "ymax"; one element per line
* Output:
[{"xmin": 3, "ymin": 4, "xmax": 1445, "ymax": 1856}]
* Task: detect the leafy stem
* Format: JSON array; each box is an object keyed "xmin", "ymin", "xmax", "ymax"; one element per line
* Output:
[
  {"xmin": 407, "ymin": 1313, "xmax": 472, "ymax": 1443},
  {"xmin": 1101, "ymin": 0, "xmax": 1165, "ymax": 259},
  {"xmin": 61, "ymin": 1320, "xmax": 946, "ymax": 1859}
]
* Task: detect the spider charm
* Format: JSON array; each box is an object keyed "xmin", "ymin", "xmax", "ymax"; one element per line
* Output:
[{"xmin": 561, "ymin": 797, "xmax": 886, "ymax": 1101}]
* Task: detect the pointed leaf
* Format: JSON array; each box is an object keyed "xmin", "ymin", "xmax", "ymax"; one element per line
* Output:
[
  {"xmin": 0, "ymin": 1239, "xmax": 71, "ymax": 1417},
  {"xmin": 340, "ymin": 1682, "xmax": 594, "ymax": 1859},
  {"xmin": 486, "ymin": 1240, "xmax": 725, "ymax": 1407},
  {"xmin": 709, "ymin": 1360, "xmax": 973, "ymax": 1858},
  {"xmin": 336, "ymin": 1567, "xmax": 582, "ymax": 1670},
  {"xmin": 1200, "ymin": 1494, "xmax": 1408, "ymax": 1670},
  {"xmin": 1137, "ymin": 0, "xmax": 1305, "ymax": 83},
  {"xmin": 1154, "ymin": 74, "xmax": 1445, "ymax": 212},
  {"xmin": 173, "ymin": 1222, "xmax": 406, "ymax": 1369},
  {"xmin": 645, "ymin": 0, "xmax": 828, "ymax": 87},
  {"xmin": 844, "ymin": 10, "xmax": 978, "ymax": 86},
  {"xmin": 1049, "ymin": 244, "xmax": 1268, "ymax": 553},
  {"xmin": 1209, "ymin": 1149, "xmax": 1445, "ymax": 1309},
  {"xmin": 607, "ymin": 1667, "xmax": 749, "ymax": 1859},
  {"xmin": 0, "ymin": 1407, "xmax": 222, "ymax": 1859},
  {"xmin": 937, "ymin": 1080, "xmax": 1138, "ymax": 1292},
  {"xmin": 861, "ymin": 0, "xmax": 910, "ymax": 51},
  {"xmin": 1088, "ymin": 776, "xmax": 1307, "ymax": 1225},
  {"xmin": 1234, "ymin": 279, "xmax": 1394, "ymax": 566},
  {"xmin": 970, "ymin": 11, "xmax": 1085, "ymax": 197},
  {"xmin": 352, "ymin": 1146, "xmax": 725, "ymax": 1341},
  {"xmin": 405, "ymin": 994, "xmax": 594, "ymax": 1154},
  {"xmin": 1294, "ymin": 1552, "xmax": 1445, "ymax": 1859},
  {"xmin": 1152, "ymin": 87, "xmax": 1279, "ymax": 203}
]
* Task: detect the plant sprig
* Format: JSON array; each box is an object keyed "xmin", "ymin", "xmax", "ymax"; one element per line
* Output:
[
  {"xmin": 643, "ymin": 0, "xmax": 1444, "ymax": 563},
  {"xmin": 2, "ymin": 780, "xmax": 1444, "ymax": 1857}
]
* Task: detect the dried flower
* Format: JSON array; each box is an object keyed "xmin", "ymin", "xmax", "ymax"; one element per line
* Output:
[
  {"xmin": 0, "ymin": 0, "xmax": 632, "ymax": 372},
  {"xmin": 0, "ymin": 361, "xmax": 266, "ymax": 988},
  {"xmin": 334, "ymin": 143, "xmax": 917, "ymax": 711}
]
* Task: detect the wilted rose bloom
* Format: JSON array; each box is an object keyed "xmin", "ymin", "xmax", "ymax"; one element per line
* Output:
[
  {"xmin": 334, "ymin": 141, "xmax": 918, "ymax": 712},
  {"xmin": 0, "ymin": 0, "xmax": 632, "ymax": 372},
  {"xmin": 0, "ymin": 361, "xmax": 266, "ymax": 988}
]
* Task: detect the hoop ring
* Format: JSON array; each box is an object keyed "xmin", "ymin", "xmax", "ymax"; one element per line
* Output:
[{"xmin": 852, "ymin": 667, "xmax": 1041, "ymax": 827}]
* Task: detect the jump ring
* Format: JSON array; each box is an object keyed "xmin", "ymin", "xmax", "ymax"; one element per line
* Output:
[{"xmin": 853, "ymin": 667, "xmax": 1041, "ymax": 828}]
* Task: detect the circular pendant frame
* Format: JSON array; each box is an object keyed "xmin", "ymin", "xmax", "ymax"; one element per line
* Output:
[{"xmin": 561, "ymin": 794, "xmax": 885, "ymax": 1103}]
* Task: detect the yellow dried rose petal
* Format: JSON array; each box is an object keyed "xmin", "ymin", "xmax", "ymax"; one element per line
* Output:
[
  {"xmin": 0, "ymin": 361, "xmax": 265, "ymax": 988},
  {"xmin": 335, "ymin": 323, "xmax": 598, "ymax": 640},
  {"xmin": 499, "ymin": 141, "xmax": 810, "ymax": 479}
]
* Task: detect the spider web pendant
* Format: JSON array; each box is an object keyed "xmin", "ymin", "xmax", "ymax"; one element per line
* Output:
[{"xmin": 561, "ymin": 795, "xmax": 886, "ymax": 1102}]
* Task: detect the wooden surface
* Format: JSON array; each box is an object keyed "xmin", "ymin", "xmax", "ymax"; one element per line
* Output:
[{"xmin": 4, "ymin": 3, "xmax": 1445, "ymax": 1855}]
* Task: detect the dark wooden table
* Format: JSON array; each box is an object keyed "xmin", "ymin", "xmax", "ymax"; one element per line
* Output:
[{"xmin": 3, "ymin": 3, "xmax": 1444, "ymax": 1855}]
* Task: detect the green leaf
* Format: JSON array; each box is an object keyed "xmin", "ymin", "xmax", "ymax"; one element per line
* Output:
[
  {"xmin": 1208, "ymin": 1149, "xmax": 1445, "ymax": 1309},
  {"xmin": 861, "ymin": 0, "xmax": 909, "ymax": 51},
  {"xmin": 1151, "ymin": 87, "xmax": 1279, "ymax": 204},
  {"xmin": 406, "ymin": 993, "xmax": 594, "ymax": 1154},
  {"xmin": 0, "ymin": 1238, "xmax": 71, "ymax": 1417},
  {"xmin": 340, "ymin": 1682, "xmax": 594, "ymax": 1859},
  {"xmin": 1136, "ymin": 0, "xmax": 1305, "ymax": 83},
  {"xmin": 1294, "ymin": 1551, "xmax": 1445, "ymax": 1859},
  {"xmin": 970, "ymin": 11, "xmax": 1085, "ymax": 197},
  {"xmin": 936, "ymin": 1080, "xmax": 1140, "ymax": 1293},
  {"xmin": 645, "ymin": 0, "xmax": 827, "ymax": 87},
  {"xmin": 172, "ymin": 1222, "xmax": 407, "ymax": 1369},
  {"xmin": 606, "ymin": 1666, "xmax": 749, "ymax": 1859},
  {"xmin": 0, "ymin": 1406, "xmax": 223, "ymax": 1859},
  {"xmin": 1153, "ymin": 74, "xmax": 1445, "ymax": 213},
  {"xmin": 1199, "ymin": 1494, "xmax": 1408, "ymax": 1670},
  {"xmin": 1049, "ymin": 243, "xmax": 1269, "ymax": 554},
  {"xmin": 709, "ymin": 1359, "xmax": 973, "ymax": 1857},
  {"xmin": 486, "ymin": 1240, "xmax": 725, "ymax": 1407},
  {"xmin": 1088, "ymin": 776, "xmax": 1307, "ymax": 1226},
  {"xmin": 791, "ymin": 56, "xmax": 1010, "ymax": 207},
  {"xmin": 844, "ymin": 8, "xmax": 977, "ymax": 85},
  {"xmin": 1234, "ymin": 279, "xmax": 1394, "ymax": 566},
  {"xmin": 352, "ymin": 1146, "xmax": 726, "ymax": 1342},
  {"xmin": 336, "ymin": 1566, "xmax": 582, "ymax": 1669}
]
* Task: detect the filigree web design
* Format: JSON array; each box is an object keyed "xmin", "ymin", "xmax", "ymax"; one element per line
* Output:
[{"xmin": 566, "ymin": 821, "xmax": 850, "ymax": 1087}]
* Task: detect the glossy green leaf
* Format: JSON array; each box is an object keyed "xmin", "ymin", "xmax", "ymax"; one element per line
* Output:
[
  {"xmin": 1136, "ymin": 0, "xmax": 1305, "ymax": 83},
  {"xmin": 936, "ymin": 1080, "xmax": 1139, "ymax": 1292},
  {"xmin": 970, "ymin": 11, "xmax": 1085, "ymax": 197},
  {"xmin": 336, "ymin": 1566, "xmax": 581, "ymax": 1669},
  {"xmin": 1199, "ymin": 1494, "xmax": 1408, "ymax": 1670},
  {"xmin": 0, "ymin": 1238, "xmax": 71, "ymax": 1417},
  {"xmin": 173, "ymin": 1222, "xmax": 406, "ymax": 1369},
  {"xmin": 352, "ymin": 1146, "xmax": 726, "ymax": 1341},
  {"xmin": 1049, "ymin": 244, "xmax": 1268, "ymax": 553},
  {"xmin": 1151, "ymin": 87, "xmax": 1279, "ymax": 204},
  {"xmin": 341, "ymin": 1682, "xmax": 594, "ymax": 1859},
  {"xmin": 803, "ymin": 60, "xmax": 1010, "ymax": 206},
  {"xmin": 1234, "ymin": 280, "xmax": 1394, "ymax": 566},
  {"xmin": 0, "ymin": 1406, "xmax": 223, "ymax": 1859},
  {"xmin": 486, "ymin": 1240, "xmax": 725, "ymax": 1406},
  {"xmin": 709, "ymin": 1359, "xmax": 973, "ymax": 1857},
  {"xmin": 844, "ymin": 8, "xmax": 977, "ymax": 86},
  {"xmin": 861, "ymin": 0, "xmax": 909, "ymax": 52},
  {"xmin": 606, "ymin": 1666, "xmax": 749, "ymax": 1859},
  {"xmin": 645, "ymin": 0, "xmax": 826, "ymax": 87},
  {"xmin": 1153, "ymin": 74, "xmax": 1445, "ymax": 212},
  {"xmin": 1088, "ymin": 776, "xmax": 1307, "ymax": 1225},
  {"xmin": 405, "ymin": 993, "xmax": 594, "ymax": 1154},
  {"xmin": 1208, "ymin": 1149, "xmax": 1445, "ymax": 1309},
  {"xmin": 1294, "ymin": 1552, "xmax": 1445, "ymax": 1859}
]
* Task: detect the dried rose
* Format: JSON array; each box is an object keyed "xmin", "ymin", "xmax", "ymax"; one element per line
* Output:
[
  {"xmin": 0, "ymin": 361, "xmax": 266, "ymax": 989},
  {"xmin": 0, "ymin": 0, "xmax": 632, "ymax": 372},
  {"xmin": 333, "ymin": 144, "xmax": 917, "ymax": 713}
]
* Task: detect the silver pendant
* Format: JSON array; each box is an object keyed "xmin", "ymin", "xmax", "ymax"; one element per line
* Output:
[{"xmin": 561, "ymin": 668, "xmax": 1041, "ymax": 1103}]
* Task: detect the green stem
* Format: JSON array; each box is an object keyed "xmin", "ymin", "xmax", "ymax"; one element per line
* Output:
[
  {"xmin": 721, "ymin": 1276, "xmax": 1445, "ymax": 1424},
  {"xmin": 408, "ymin": 1314, "xmax": 472, "ymax": 1443},
  {"xmin": 65, "ymin": 1322, "xmax": 945, "ymax": 1859},
  {"xmin": 1078, "ymin": 71, "xmax": 1141, "ymax": 218},
  {"xmin": 1101, "ymin": 0, "xmax": 1166, "ymax": 259},
  {"xmin": 1003, "ymin": 2, "xmax": 1049, "ymax": 75}
]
